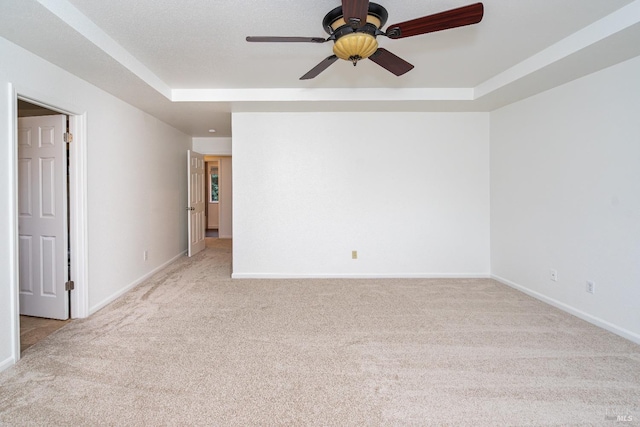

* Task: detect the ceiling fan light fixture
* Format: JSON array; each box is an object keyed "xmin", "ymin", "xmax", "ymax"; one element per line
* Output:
[
  {"xmin": 246, "ymin": 1, "xmax": 484, "ymax": 79},
  {"xmin": 333, "ymin": 32, "xmax": 378, "ymax": 64}
]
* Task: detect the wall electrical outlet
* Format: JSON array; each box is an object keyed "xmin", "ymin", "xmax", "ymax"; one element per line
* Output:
[
  {"xmin": 550, "ymin": 269, "xmax": 558, "ymax": 282},
  {"xmin": 352, "ymin": 250, "xmax": 358, "ymax": 260},
  {"xmin": 586, "ymin": 281, "xmax": 595, "ymax": 294},
  {"xmin": 143, "ymin": 250, "xmax": 148, "ymax": 261}
]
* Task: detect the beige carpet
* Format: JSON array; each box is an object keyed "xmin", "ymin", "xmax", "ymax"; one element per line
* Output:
[{"xmin": 1, "ymin": 239, "xmax": 639, "ymax": 426}]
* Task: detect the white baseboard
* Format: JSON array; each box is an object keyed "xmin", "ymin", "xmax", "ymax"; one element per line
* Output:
[
  {"xmin": 492, "ymin": 274, "xmax": 640, "ymax": 345},
  {"xmin": 0, "ymin": 356, "xmax": 16, "ymax": 373},
  {"xmin": 89, "ymin": 250, "xmax": 187, "ymax": 315},
  {"xmin": 231, "ymin": 272, "xmax": 491, "ymax": 279}
]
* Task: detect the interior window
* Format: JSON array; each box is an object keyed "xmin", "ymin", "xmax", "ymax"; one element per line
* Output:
[{"xmin": 210, "ymin": 167, "xmax": 219, "ymax": 202}]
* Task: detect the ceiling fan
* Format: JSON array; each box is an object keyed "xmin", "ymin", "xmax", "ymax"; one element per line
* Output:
[{"xmin": 246, "ymin": 1, "xmax": 484, "ymax": 80}]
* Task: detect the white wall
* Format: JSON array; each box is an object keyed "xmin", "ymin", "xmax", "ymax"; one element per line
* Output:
[
  {"xmin": 490, "ymin": 56, "xmax": 640, "ymax": 342},
  {"xmin": 232, "ymin": 112, "xmax": 490, "ymax": 278},
  {"xmin": 219, "ymin": 157, "xmax": 233, "ymax": 239},
  {"xmin": 87, "ymin": 102, "xmax": 190, "ymax": 313},
  {"xmin": 193, "ymin": 137, "xmax": 232, "ymax": 155},
  {"xmin": 0, "ymin": 37, "xmax": 190, "ymax": 371}
]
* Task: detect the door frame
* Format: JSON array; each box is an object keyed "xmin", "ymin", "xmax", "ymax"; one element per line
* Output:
[{"xmin": 8, "ymin": 83, "xmax": 89, "ymax": 363}]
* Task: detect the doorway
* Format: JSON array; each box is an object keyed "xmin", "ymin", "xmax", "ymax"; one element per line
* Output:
[
  {"xmin": 204, "ymin": 155, "xmax": 232, "ymax": 239},
  {"xmin": 10, "ymin": 91, "xmax": 88, "ymax": 362},
  {"xmin": 17, "ymin": 101, "xmax": 71, "ymax": 352},
  {"xmin": 206, "ymin": 160, "xmax": 220, "ymax": 236}
]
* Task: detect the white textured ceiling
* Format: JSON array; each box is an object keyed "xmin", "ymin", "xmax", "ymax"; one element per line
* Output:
[{"xmin": 1, "ymin": 0, "xmax": 640, "ymax": 137}]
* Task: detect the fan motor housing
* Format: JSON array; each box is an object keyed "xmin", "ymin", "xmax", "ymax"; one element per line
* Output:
[{"xmin": 322, "ymin": 2, "xmax": 388, "ymax": 34}]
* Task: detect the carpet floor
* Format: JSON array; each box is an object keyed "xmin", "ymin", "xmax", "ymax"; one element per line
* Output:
[{"xmin": 1, "ymin": 239, "xmax": 639, "ymax": 426}]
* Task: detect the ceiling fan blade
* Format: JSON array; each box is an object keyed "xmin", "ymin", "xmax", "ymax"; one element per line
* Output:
[
  {"xmin": 385, "ymin": 3, "xmax": 484, "ymax": 39},
  {"xmin": 300, "ymin": 55, "xmax": 339, "ymax": 80},
  {"xmin": 369, "ymin": 48, "xmax": 414, "ymax": 76},
  {"xmin": 246, "ymin": 36, "xmax": 327, "ymax": 43},
  {"xmin": 342, "ymin": 0, "xmax": 370, "ymax": 28}
]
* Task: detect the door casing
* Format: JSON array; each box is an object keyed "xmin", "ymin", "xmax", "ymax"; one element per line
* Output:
[{"xmin": 7, "ymin": 84, "xmax": 89, "ymax": 365}]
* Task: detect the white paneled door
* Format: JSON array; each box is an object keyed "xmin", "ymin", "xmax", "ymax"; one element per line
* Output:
[
  {"xmin": 18, "ymin": 115, "xmax": 69, "ymax": 320},
  {"xmin": 187, "ymin": 150, "xmax": 206, "ymax": 256}
]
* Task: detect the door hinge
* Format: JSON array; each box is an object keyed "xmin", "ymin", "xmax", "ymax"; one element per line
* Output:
[
  {"xmin": 65, "ymin": 280, "xmax": 75, "ymax": 291},
  {"xmin": 64, "ymin": 132, "xmax": 73, "ymax": 143}
]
